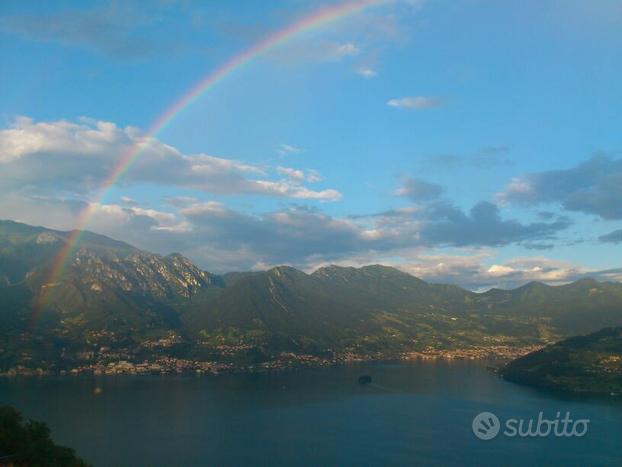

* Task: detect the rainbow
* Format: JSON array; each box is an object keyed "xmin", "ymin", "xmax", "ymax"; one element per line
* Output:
[{"xmin": 34, "ymin": 0, "xmax": 387, "ymax": 317}]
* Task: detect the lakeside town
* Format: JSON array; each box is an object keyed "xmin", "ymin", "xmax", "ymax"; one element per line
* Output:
[{"xmin": 0, "ymin": 344, "xmax": 544, "ymax": 377}]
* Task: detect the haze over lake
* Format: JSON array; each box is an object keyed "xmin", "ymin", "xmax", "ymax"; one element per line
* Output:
[{"xmin": 2, "ymin": 361, "xmax": 621, "ymax": 466}]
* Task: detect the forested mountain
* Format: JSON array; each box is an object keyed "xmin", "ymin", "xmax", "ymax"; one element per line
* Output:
[{"xmin": 1, "ymin": 219, "xmax": 622, "ymax": 373}]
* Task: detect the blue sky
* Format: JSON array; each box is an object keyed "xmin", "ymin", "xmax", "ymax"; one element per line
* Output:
[{"xmin": 0, "ymin": 0, "xmax": 621, "ymax": 288}]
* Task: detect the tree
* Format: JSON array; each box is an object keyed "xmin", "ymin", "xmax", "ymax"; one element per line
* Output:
[{"xmin": 0, "ymin": 405, "xmax": 89, "ymax": 467}]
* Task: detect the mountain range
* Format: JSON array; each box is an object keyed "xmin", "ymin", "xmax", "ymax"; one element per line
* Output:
[{"xmin": 1, "ymin": 219, "xmax": 622, "ymax": 373}]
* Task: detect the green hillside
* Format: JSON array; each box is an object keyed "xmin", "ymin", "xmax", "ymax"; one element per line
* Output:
[
  {"xmin": 1, "ymin": 219, "xmax": 622, "ymax": 374},
  {"xmin": 501, "ymin": 327, "xmax": 622, "ymax": 395}
]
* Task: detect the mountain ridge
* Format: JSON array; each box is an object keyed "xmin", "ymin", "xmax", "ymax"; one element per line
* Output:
[
  {"xmin": 1, "ymin": 219, "xmax": 622, "ymax": 375},
  {"xmin": 3, "ymin": 219, "xmax": 618, "ymax": 292}
]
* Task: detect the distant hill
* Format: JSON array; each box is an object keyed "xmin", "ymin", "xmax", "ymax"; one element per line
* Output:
[
  {"xmin": 501, "ymin": 327, "xmax": 622, "ymax": 395},
  {"xmin": 1, "ymin": 219, "xmax": 622, "ymax": 373}
]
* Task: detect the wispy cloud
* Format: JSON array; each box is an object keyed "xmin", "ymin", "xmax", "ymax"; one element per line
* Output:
[
  {"xmin": 600, "ymin": 229, "xmax": 622, "ymax": 244},
  {"xmin": 120, "ymin": 196, "xmax": 138, "ymax": 206},
  {"xmin": 336, "ymin": 42, "xmax": 360, "ymax": 56},
  {"xmin": 387, "ymin": 96, "xmax": 442, "ymax": 109},
  {"xmin": 356, "ymin": 66, "xmax": 377, "ymax": 78},
  {"xmin": 394, "ymin": 177, "xmax": 443, "ymax": 201},
  {"xmin": 0, "ymin": 5, "xmax": 157, "ymax": 59},
  {"xmin": 277, "ymin": 166, "xmax": 322, "ymax": 183},
  {"xmin": 277, "ymin": 143, "xmax": 302, "ymax": 157},
  {"xmin": 423, "ymin": 146, "xmax": 513, "ymax": 170},
  {"xmin": 267, "ymin": 39, "xmax": 363, "ymax": 64}
]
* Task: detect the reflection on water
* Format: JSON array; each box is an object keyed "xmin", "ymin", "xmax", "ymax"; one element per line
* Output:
[{"xmin": 1, "ymin": 360, "xmax": 621, "ymax": 466}]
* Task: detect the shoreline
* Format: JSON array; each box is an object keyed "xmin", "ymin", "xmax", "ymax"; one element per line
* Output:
[{"xmin": 0, "ymin": 345, "xmax": 543, "ymax": 377}]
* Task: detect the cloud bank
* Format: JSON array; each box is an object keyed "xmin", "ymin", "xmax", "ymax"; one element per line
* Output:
[
  {"xmin": 0, "ymin": 117, "xmax": 340, "ymax": 201},
  {"xmin": 499, "ymin": 154, "xmax": 622, "ymax": 220}
]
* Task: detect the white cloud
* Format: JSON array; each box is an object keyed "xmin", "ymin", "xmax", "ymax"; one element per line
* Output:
[
  {"xmin": 251, "ymin": 181, "xmax": 340, "ymax": 201},
  {"xmin": 487, "ymin": 264, "xmax": 516, "ymax": 276},
  {"xmin": 277, "ymin": 166, "xmax": 323, "ymax": 183},
  {"xmin": 387, "ymin": 96, "xmax": 441, "ymax": 109},
  {"xmin": 497, "ymin": 177, "xmax": 534, "ymax": 204},
  {"xmin": 356, "ymin": 67, "xmax": 377, "ymax": 78},
  {"xmin": 394, "ymin": 253, "xmax": 616, "ymax": 290},
  {"xmin": 336, "ymin": 42, "xmax": 360, "ymax": 56},
  {"xmin": 120, "ymin": 196, "xmax": 137, "ymax": 205},
  {"xmin": 0, "ymin": 117, "xmax": 339, "ymax": 201},
  {"xmin": 86, "ymin": 203, "xmax": 191, "ymax": 234},
  {"xmin": 0, "ymin": 116, "xmax": 122, "ymax": 163},
  {"xmin": 277, "ymin": 166, "xmax": 305, "ymax": 181},
  {"xmin": 306, "ymin": 169, "xmax": 322, "ymax": 183},
  {"xmin": 277, "ymin": 143, "xmax": 301, "ymax": 157}
]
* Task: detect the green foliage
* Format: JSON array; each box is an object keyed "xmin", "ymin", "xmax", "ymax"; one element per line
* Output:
[
  {"xmin": 0, "ymin": 405, "xmax": 89, "ymax": 466},
  {"xmin": 502, "ymin": 327, "xmax": 622, "ymax": 394},
  {"xmin": 1, "ymin": 219, "xmax": 622, "ymax": 370}
]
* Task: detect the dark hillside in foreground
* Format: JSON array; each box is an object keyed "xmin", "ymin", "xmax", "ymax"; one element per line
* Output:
[{"xmin": 0, "ymin": 405, "xmax": 89, "ymax": 466}]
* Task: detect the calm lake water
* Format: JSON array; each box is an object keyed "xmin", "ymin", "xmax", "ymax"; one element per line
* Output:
[{"xmin": 1, "ymin": 360, "xmax": 621, "ymax": 466}]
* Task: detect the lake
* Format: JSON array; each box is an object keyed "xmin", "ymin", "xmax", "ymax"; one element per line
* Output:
[{"xmin": 1, "ymin": 360, "xmax": 621, "ymax": 466}]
